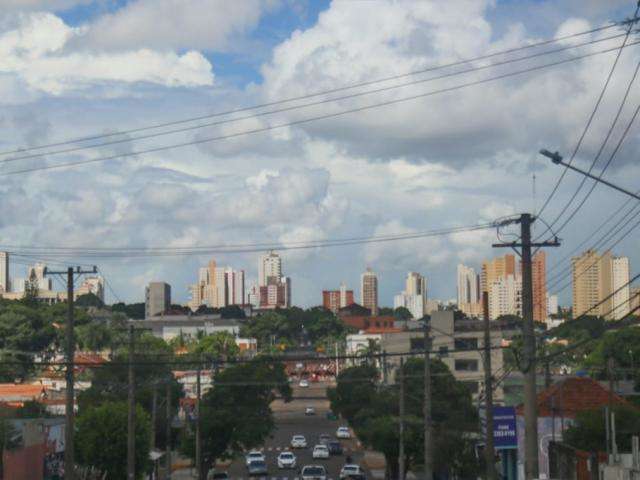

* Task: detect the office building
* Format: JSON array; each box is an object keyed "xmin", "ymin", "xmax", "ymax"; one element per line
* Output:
[
  {"xmin": 361, "ymin": 268, "xmax": 378, "ymax": 316},
  {"xmin": 259, "ymin": 251, "xmax": 282, "ymax": 286},
  {"xmin": 547, "ymin": 294, "xmax": 558, "ymax": 316},
  {"xmin": 0, "ymin": 252, "xmax": 8, "ymax": 293},
  {"xmin": 531, "ymin": 251, "xmax": 547, "ymax": 323},
  {"xmin": 572, "ymin": 250, "xmax": 615, "ymax": 319},
  {"xmin": 611, "ymin": 256, "xmax": 630, "ymax": 319},
  {"xmin": 145, "ymin": 282, "xmax": 171, "ymax": 318},
  {"xmin": 488, "ymin": 274, "xmax": 522, "ymax": 320},
  {"xmin": 457, "ymin": 264, "xmax": 481, "ymax": 317},
  {"xmin": 323, "ymin": 283, "xmax": 354, "ymax": 313}
]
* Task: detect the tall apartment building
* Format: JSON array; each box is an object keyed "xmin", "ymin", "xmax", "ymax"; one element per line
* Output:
[
  {"xmin": 611, "ymin": 256, "xmax": 630, "ymax": 319},
  {"xmin": 531, "ymin": 251, "xmax": 547, "ymax": 323},
  {"xmin": 323, "ymin": 283, "xmax": 354, "ymax": 313},
  {"xmin": 361, "ymin": 268, "xmax": 378, "ymax": 316},
  {"xmin": 394, "ymin": 272, "xmax": 427, "ymax": 319},
  {"xmin": 547, "ymin": 294, "xmax": 559, "ymax": 316},
  {"xmin": 457, "ymin": 264, "xmax": 482, "ymax": 317},
  {"xmin": 225, "ymin": 268, "xmax": 245, "ymax": 306},
  {"xmin": 189, "ymin": 260, "xmax": 245, "ymax": 310},
  {"xmin": 481, "ymin": 254, "xmax": 515, "ymax": 295},
  {"xmin": 572, "ymin": 250, "xmax": 615, "ymax": 319},
  {"xmin": 259, "ymin": 276, "xmax": 290, "ymax": 309},
  {"xmin": 0, "ymin": 252, "xmax": 8, "ymax": 293},
  {"xmin": 259, "ymin": 251, "xmax": 282, "ymax": 286},
  {"xmin": 488, "ymin": 274, "xmax": 522, "ymax": 320},
  {"xmin": 145, "ymin": 282, "xmax": 171, "ymax": 318}
]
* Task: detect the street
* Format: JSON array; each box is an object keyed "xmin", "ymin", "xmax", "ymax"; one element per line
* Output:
[{"xmin": 219, "ymin": 380, "xmax": 372, "ymax": 480}]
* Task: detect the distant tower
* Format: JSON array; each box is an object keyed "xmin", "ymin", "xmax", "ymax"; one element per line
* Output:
[
  {"xmin": 361, "ymin": 268, "xmax": 378, "ymax": 316},
  {"xmin": 259, "ymin": 251, "xmax": 282, "ymax": 286}
]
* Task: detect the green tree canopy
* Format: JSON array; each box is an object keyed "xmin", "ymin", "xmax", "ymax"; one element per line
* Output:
[
  {"xmin": 76, "ymin": 401, "xmax": 150, "ymax": 479},
  {"xmin": 393, "ymin": 307, "xmax": 413, "ymax": 320},
  {"xmin": 564, "ymin": 405, "xmax": 640, "ymax": 452},
  {"xmin": 189, "ymin": 331, "xmax": 240, "ymax": 359}
]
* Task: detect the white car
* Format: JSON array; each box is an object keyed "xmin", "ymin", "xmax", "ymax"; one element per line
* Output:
[
  {"xmin": 336, "ymin": 426, "xmax": 351, "ymax": 439},
  {"xmin": 312, "ymin": 444, "xmax": 330, "ymax": 459},
  {"xmin": 291, "ymin": 435, "xmax": 307, "ymax": 448},
  {"xmin": 277, "ymin": 451, "xmax": 296, "ymax": 469},
  {"xmin": 301, "ymin": 465, "xmax": 328, "ymax": 480},
  {"xmin": 305, "ymin": 406, "xmax": 315, "ymax": 415},
  {"xmin": 299, "ymin": 379, "xmax": 309, "ymax": 388},
  {"xmin": 245, "ymin": 450, "xmax": 265, "ymax": 466},
  {"xmin": 340, "ymin": 464, "xmax": 364, "ymax": 479}
]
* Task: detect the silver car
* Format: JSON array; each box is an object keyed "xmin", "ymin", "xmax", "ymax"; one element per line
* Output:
[{"xmin": 301, "ymin": 464, "xmax": 328, "ymax": 480}]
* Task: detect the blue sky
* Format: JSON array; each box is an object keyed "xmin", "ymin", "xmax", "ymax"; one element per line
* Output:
[{"xmin": 0, "ymin": 0, "xmax": 638, "ymax": 309}]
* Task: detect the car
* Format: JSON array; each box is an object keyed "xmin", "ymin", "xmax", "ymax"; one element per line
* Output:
[
  {"xmin": 247, "ymin": 459, "xmax": 268, "ymax": 476},
  {"xmin": 312, "ymin": 444, "xmax": 330, "ymax": 459},
  {"xmin": 305, "ymin": 406, "xmax": 315, "ymax": 415},
  {"xmin": 299, "ymin": 379, "xmax": 309, "ymax": 388},
  {"xmin": 318, "ymin": 434, "xmax": 331, "ymax": 445},
  {"xmin": 245, "ymin": 450, "xmax": 265, "ymax": 466},
  {"xmin": 340, "ymin": 464, "xmax": 364, "ymax": 479},
  {"xmin": 291, "ymin": 434, "xmax": 307, "ymax": 448},
  {"xmin": 336, "ymin": 426, "xmax": 351, "ymax": 439},
  {"xmin": 206, "ymin": 472, "xmax": 229, "ymax": 480},
  {"xmin": 327, "ymin": 440, "xmax": 343, "ymax": 455},
  {"xmin": 300, "ymin": 465, "xmax": 328, "ymax": 480},
  {"xmin": 277, "ymin": 451, "xmax": 297, "ymax": 469}
]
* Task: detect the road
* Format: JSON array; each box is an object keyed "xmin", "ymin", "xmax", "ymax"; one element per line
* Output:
[{"xmin": 218, "ymin": 380, "xmax": 371, "ymax": 480}]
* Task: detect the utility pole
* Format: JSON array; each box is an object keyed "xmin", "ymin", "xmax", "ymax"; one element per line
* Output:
[
  {"xmin": 398, "ymin": 357, "xmax": 405, "ymax": 480},
  {"xmin": 127, "ymin": 324, "xmax": 136, "ymax": 480},
  {"xmin": 423, "ymin": 318, "xmax": 433, "ymax": 480},
  {"xmin": 44, "ymin": 265, "xmax": 96, "ymax": 480},
  {"xmin": 493, "ymin": 213, "xmax": 559, "ymax": 480},
  {"xmin": 195, "ymin": 361, "xmax": 202, "ymax": 480},
  {"xmin": 151, "ymin": 385, "xmax": 157, "ymax": 452},
  {"xmin": 166, "ymin": 380, "xmax": 172, "ymax": 479},
  {"xmin": 608, "ymin": 357, "xmax": 615, "ymax": 463},
  {"xmin": 482, "ymin": 291, "xmax": 497, "ymax": 480}
]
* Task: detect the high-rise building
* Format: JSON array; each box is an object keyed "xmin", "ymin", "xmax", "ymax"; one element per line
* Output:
[
  {"xmin": 547, "ymin": 294, "xmax": 559, "ymax": 316},
  {"xmin": 248, "ymin": 284, "xmax": 260, "ymax": 309},
  {"xmin": 488, "ymin": 274, "xmax": 522, "ymax": 319},
  {"xmin": 531, "ymin": 251, "xmax": 547, "ymax": 323},
  {"xmin": 225, "ymin": 268, "xmax": 245, "ymax": 306},
  {"xmin": 572, "ymin": 250, "xmax": 615, "ymax": 319},
  {"xmin": 405, "ymin": 272, "xmax": 426, "ymax": 298},
  {"xmin": 481, "ymin": 254, "xmax": 515, "ymax": 295},
  {"xmin": 629, "ymin": 286, "xmax": 640, "ymax": 314},
  {"xmin": 259, "ymin": 251, "xmax": 282, "ymax": 287},
  {"xmin": 27, "ymin": 263, "xmax": 52, "ymax": 291},
  {"xmin": 214, "ymin": 266, "xmax": 227, "ymax": 308},
  {"xmin": 361, "ymin": 268, "xmax": 378, "ymax": 316},
  {"xmin": 188, "ymin": 260, "xmax": 246, "ymax": 310},
  {"xmin": 394, "ymin": 272, "xmax": 427, "ymax": 319},
  {"xmin": 457, "ymin": 264, "xmax": 481, "ymax": 316},
  {"xmin": 145, "ymin": 282, "xmax": 171, "ymax": 318},
  {"xmin": 259, "ymin": 276, "xmax": 290, "ymax": 309},
  {"xmin": 0, "ymin": 252, "xmax": 8, "ymax": 293},
  {"xmin": 611, "ymin": 256, "xmax": 630, "ymax": 320},
  {"xmin": 323, "ymin": 282, "xmax": 354, "ymax": 313}
]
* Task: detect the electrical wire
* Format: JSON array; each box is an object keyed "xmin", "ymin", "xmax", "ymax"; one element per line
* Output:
[
  {"xmin": 0, "ymin": 21, "xmax": 625, "ymax": 158},
  {"xmin": 3, "ymin": 39, "xmax": 639, "ymax": 177}
]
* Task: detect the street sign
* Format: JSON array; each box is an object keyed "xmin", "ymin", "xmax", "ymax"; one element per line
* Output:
[{"xmin": 493, "ymin": 406, "xmax": 517, "ymax": 449}]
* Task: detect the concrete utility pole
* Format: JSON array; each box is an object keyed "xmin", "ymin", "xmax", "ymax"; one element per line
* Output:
[
  {"xmin": 44, "ymin": 265, "xmax": 96, "ymax": 480},
  {"xmin": 196, "ymin": 362, "xmax": 202, "ymax": 480},
  {"xmin": 166, "ymin": 380, "xmax": 172, "ymax": 479},
  {"xmin": 423, "ymin": 320, "xmax": 433, "ymax": 480},
  {"xmin": 127, "ymin": 324, "xmax": 136, "ymax": 480},
  {"xmin": 151, "ymin": 385, "xmax": 157, "ymax": 452},
  {"xmin": 482, "ymin": 291, "xmax": 497, "ymax": 480},
  {"xmin": 493, "ymin": 213, "xmax": 559, "ymax": 479},
  {"xmin": 398, "ymin": 357, "xmax": 405, "ymax": 480}
]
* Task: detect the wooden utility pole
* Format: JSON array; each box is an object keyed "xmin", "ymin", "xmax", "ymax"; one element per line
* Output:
[
  {"xmin": 127, "ymin": 324, "xmax": 136, "ymax": 480},
  {"xmin": 398, "ymin": 357, "xmax": 405, "ymax": 480},
  {"xmin": 44, "ymin": 265, "xmax": 96, "ymax": 480},
  {"xmin": 482, "ymin": 291, "xmax": 497, "ymax": 480},
  {"xmin": 423, "ymin": 320, "xmax": 433, "ymax": 480},
  {"xmin": 493, "ymin": 213, "xmax": 559, "ymax": 479}
]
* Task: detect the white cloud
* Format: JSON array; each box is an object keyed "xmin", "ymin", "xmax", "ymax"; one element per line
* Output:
[
  {"xmin": 82, "ymin": 0, "xmax": 277, "ymax": 51},
  {"xmin": 0, "ymin": 12, "xmax": 214, "ymax": 96}
]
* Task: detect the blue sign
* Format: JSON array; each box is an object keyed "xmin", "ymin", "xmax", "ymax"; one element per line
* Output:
[{"xmin": 493, "ymin": 406, "xmax": 517, "ymax": 449}]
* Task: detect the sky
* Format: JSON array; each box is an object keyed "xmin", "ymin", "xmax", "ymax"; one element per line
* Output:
[{"xmin": 0, "ymin": 0, "xmax": 639, "ymax": 308}]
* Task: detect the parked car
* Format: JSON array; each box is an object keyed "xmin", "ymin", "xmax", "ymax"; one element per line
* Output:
[
  {"xmin": 328, "ymin": 440, "xmax": 343, "ymax": 455},
  {"xmin": 319, "ymin": 434, "xmax": 331, "ymax": 445},
  {"xmin": 336, "ymin": 426, "xmax": 351, "ymax": 439},
  {"xmin": 305, "ymin": 406, "xmax": 315, "ymax": 415},
  {"xmin": 299, "ymin": 379, "xmax": 309, "ymax": 388},
  {"xmin": 312, "ymin": 444, "xmax": 330, "ymax": 459},
  {"xmin": 277, "ymin": 451, "xmax": 297, "ymax": 469},
  {"xmin": 245, "ymin": 450, "xmax": 265, "ymax": 466},
  {"xmin": 291, "ymin": 434, "xmax": 307, "ymax": 448},
  {"xmin": 247, "ymin": 459, "xmax": 268, "ymax": 476},
  {"xmin": 340, "ymin": 464, "xmax": 364, "ymax": 479},
  {"xmin": 300, "ymin": 464, "xmax": 328, "ymax": 480},
  {"xmin": 206, "ymin": 471, "xmax": 229, "ymax": 480}
]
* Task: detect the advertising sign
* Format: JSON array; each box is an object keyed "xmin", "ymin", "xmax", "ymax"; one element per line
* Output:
[{"xmin": 493, "ymin": 406, "xmax": 517, "ymax": 449}]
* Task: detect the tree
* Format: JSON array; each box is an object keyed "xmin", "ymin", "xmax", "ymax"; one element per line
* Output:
[
  {"xmin": 76, "ymin": 401, "xmax": 150, "ymax": 479},
  {"xmin": 0, "ymin": 418, "xmax": 19, "ymax": 474},
  {"xmin": 76, "ymin": 321, "xmax": 114, "ymax": 351},
  {"xmin": 111, "ymin": 302, "xmax": 145, "ymax": 319},
  {"xmin": 181, "ymin": 359, "xmax": 292, "ymax": 472},
  {"xmin": 564, "ymin": 405, "xmax": 640, "ymax": 452},
  {"xmin": 393, "ymin": 307, "xmax": 413, "ymax": 320},
  {"xmin": 190, "ymin": 331, "xmax": 240, "ymax": 359},
  {"xmin": 75, "ymin": 293, "xmax": 104, "ymax": 308}
]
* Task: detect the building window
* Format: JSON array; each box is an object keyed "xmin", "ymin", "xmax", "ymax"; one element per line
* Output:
[
  {"xmin": 438, "ymin": 346, "xmax": 448, "ymax": 357},
  {"xmin": 461, "ymin": 380, "xmax": 479, "ymax": 394},
  {"xmin": 410, "ymin": 338, "xmax": 425, "ymax": 351},
  {"xmin": 454, "ymin": 359, "xmax": 479, "ymax": 371},
  {"xmin": 454, "ymin": 338, "xmax": 478, "ymax": 351}
]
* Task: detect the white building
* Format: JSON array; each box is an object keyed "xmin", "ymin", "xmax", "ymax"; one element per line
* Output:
[
  {"xmin": 259, "ymin": 251, "xmax": 282, "ymax": 286},
  {"xmin": 247, "ymin": 284, "xmax": 260, "ymax": 308},
  {"xmin": 75, "ymin": 276, "xmax": 105, "ymax": 302},
  {"xmin": 28, "ymin": 263, "xmax": 52, "ymax": 291},
  {"xmin": 0, "ymin": 252, "xmax": 8, "ymax": 293},
  {"xmin": 457, "ymin": 264, "xmax": 479, "ymax": 305},
  {"xmin": 547, "ymin": 294, "xmax": 559, "ymax": 316},
  {"xmin": 393, "ymin": 272, "xmax": 427, "ymax": 319},
  {"xmin": 488, "ymin": 274, "xmax": 522, "ymax": 320},
  {"xmin": 612, "ymin": 256, "xmax": 630, "ymax": 319}
]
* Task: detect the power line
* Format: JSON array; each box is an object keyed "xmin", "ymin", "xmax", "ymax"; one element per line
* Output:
[
  {"xmin": 3, "ymin": 39, "xmax": 639, "ymax": 177},
  {"xmin": 0, "ymin": 22, "xmax": 624, "ymax": 158},
  {"xmin": 535, "ymin": 7, "xmax": 639, "ymax": 222}
]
